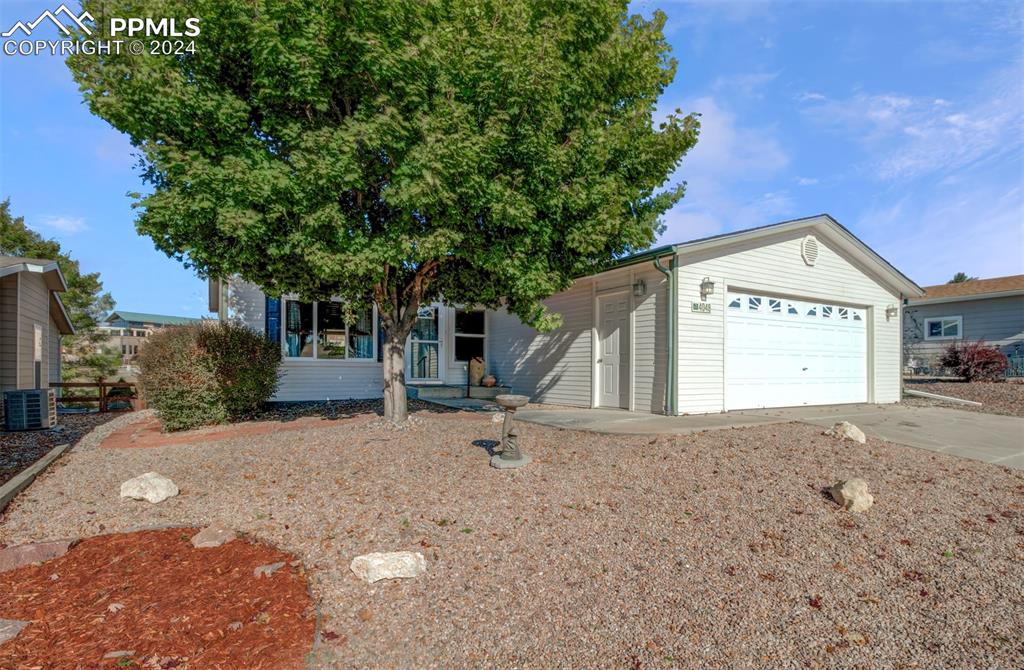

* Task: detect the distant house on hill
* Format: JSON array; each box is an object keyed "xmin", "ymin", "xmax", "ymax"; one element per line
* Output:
[
  {"xmin": 904, "ymin": 274, "xmax": 1024, "ymax": 374},
  {"xmin": 98, "ymin": 311, "xmax": 202, "ymax": 367},
  {"xmin": 0, "ymin": 256, "xmax": 75, "ymax": 400}
]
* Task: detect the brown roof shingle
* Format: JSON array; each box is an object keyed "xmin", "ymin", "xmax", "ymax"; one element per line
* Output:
[{"xmin": 910, "ymin": 274, "xmax": 1024, "ymax": 301}]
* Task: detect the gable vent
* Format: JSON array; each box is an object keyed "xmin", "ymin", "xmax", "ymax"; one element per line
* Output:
[{"xmin": 801, "ymin": 235, "xmax": 819, "ymax": 266}]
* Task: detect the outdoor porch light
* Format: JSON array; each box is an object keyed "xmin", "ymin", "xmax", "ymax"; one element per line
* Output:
[
  {"xmin": 632, "ymin": 279, "xmax": 647, "ymax": 297},
  {"xmin": 885, "ymin": 304, "xmax": 899, "ymax": 319},
  {"xmin": 700, "ymin": 277, "xmax": 715, "ymax": 299}
]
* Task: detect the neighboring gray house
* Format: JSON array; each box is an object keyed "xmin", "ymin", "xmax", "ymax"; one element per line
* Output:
[
  {"xmin": 213, "ymin": 214, "xmax": 924, "ymax": 414},
  {"xmin": 0, "ymin": 256, "xmax": 75, "ymax": 405},
  {"xmin": 904, "ymin": 274, "xmax": 1024, "ymax": 373}
]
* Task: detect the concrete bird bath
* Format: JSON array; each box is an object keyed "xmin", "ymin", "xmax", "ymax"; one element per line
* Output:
[{"xmin": 491, "ymin": 394, "xmax": 530, "ymax": 469}]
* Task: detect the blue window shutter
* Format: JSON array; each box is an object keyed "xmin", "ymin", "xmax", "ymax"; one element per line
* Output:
[
  {"xmin": 265, "ymin": 297, "xmax": 281, "ymax": 345},
  {"xmin": 377, "ymin": 313, "xmax": 383, "ymax": 362}
]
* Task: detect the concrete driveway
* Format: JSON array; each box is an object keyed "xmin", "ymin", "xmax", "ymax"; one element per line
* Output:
[{"xmin": 516, "ymin": 403, "xmax": 1024, "ymax": 470}]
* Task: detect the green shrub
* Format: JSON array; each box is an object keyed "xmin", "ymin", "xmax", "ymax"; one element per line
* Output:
[{"xmin": 137, "ymin": 322, "xmax": 281, "ymax": 431}]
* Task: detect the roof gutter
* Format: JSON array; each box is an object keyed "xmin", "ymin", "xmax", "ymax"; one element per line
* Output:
[{"xmin": 653, "ymin": 254, "xmax": 677, "ymax": 415}]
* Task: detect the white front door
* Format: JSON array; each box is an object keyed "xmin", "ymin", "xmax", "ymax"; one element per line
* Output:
[
  {"xmin": 597, "ymin": 292, "xmax": 629, "ymax": 409},
  {"xmin": 725, "ymin": 291, "xmax": 868, "ymax": 410}
]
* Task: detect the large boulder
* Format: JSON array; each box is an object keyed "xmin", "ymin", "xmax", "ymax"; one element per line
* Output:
[
  {"xmin": 350, "ymin": 551, "xmax": 427, "ymax": 583},
  {"xmin": 830, "ymin": 478, "xmax": 874, "ymax": 513},
  {"xmin": 823, "ymin": 421, "xmax": 866, "ymax": 444},
  {"xmin": 120, "ymin": 472, "xmax": 179, "ymax": 503}
]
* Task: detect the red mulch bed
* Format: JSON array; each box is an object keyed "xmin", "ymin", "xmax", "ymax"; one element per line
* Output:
[{"xmin": 0, "ymin": 528, "xmax": 314, "ymax": 669}]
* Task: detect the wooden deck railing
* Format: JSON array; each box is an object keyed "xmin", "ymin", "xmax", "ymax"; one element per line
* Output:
[{"xmin": 49, "ymin": 382, "xmax": 139, "ymax": 412}]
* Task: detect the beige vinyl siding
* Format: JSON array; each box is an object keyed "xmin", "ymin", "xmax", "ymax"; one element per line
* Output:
[
  {"xmin": 905, "ymin": 295, "xmax": 1024, "ymax": 366},
  {"xmin": 487, "ymin": 279, "xmax": 594, "ymax": 407},
  {"xmin": 48, "ymin": 317, "xmax": 61, "ymax": 386},
  {"xmin": 675, "ymin": 230, "xmax": 902, "ymax": 414},
  {"xmin": 0, "ymin": 274, "xmax": 17, "ymax": 390},
  {"xmin": 275, "ymin": 361, "xmax": 383, "ymax": 401},
  {"xmin": 630, "ymin": 265, "xmax": 669, "ymax": 414},
  {"xmin": 17, "ymin": 272, "xmax": 50, "ymax": 389}
]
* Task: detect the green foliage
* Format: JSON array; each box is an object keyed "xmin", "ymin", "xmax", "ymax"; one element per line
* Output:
[
  {"xmin": 76, "ymin": 345, "xmax": 123, "ymax": 383},
  {"xmin": 137, "ymin": 322, "xmax": 281, "ymax": 431},
  {"xmin": 67, "ymin": 0, "xmax": 698, "ymax": 327},
  {"xmin": 948, "ymin": 272, "xmax": 977, "ymax": 284},
  {"xmin": 197, "ymin": 320, "xmax": 284, "ymax": 418}
]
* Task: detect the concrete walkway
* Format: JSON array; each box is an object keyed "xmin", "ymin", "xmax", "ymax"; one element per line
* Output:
[{"xmin": 513, "ymin": 403, "xmax": 1024, "ymax": 470}]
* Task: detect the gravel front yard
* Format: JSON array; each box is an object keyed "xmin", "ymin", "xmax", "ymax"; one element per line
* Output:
[
  {"xmin": 1, "ymin": 407, "xmax": 1022, "ymax": 668},
  {"xmin": 0, "ymin": 413, "xmax": 120, "ymax": 487},
  {"xmin": 904, "ymin": 379, "xmax": 1024, "ymax": 417}
]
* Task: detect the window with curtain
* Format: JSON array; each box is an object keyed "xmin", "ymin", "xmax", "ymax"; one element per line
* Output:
[
  {"xmin": 347, "ymin": 308, "xmax": 374, "ymax": 359},
  {"xmin": 454, "ymin": 309, "xmax": 485, "ymax": 361},
  {"xmin": 283, "ymin": 300, "xmax": 375, "ymax": 359},
  {"xmin": 285, "ymin": 301, "xmax": 314, "ymax": 357}
]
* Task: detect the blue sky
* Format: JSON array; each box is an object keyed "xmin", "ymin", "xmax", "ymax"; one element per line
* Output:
[{"xmin": 1, "ymin": 1, "xmax": 1021, "ymax": 318}]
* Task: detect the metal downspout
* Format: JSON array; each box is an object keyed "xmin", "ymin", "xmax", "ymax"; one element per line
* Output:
[{"xmin": 653, "ymin": 255, "xmax": 677, "ymax": 415}]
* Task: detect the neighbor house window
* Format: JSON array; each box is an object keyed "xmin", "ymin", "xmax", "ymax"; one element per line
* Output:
[
  {"xmin": 924, "ymin": 316, "xmax": 962, "ymax": 340},
  {"xmin": 284, "ymin": 300, "xmax": 374, "ymax": 359},
  {"xmin": 454, "ymin": 309, "xmax": 485, "ymax": 362}
]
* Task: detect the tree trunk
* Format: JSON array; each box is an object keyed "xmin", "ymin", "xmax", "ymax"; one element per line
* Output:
[{"xmin": 381, "ymin": 329, "xmax": 409, "ymax": 424}]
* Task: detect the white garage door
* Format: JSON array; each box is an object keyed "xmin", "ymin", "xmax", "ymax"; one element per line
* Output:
[{"xmin": 725, "ymin": 292, "xmax": 867, "ymax": 410}]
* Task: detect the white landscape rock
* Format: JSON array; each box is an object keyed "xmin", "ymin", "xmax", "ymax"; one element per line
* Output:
[
  {"xmin": 830, "ymin": 478, "xmax": 874, "ymax": 513},
  {"xmin": 119, "ymin": 472, "xmax": 179, "ymax": 504},
  {"xmin": 350, "ymin": 551, "xmax": 427, "ymax": 584},
  {"xmin": 823, "ymin": 421, "xmax": 867, "ymax": 444}
]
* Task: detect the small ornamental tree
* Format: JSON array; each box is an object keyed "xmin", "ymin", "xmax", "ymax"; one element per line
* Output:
[
  {"xmin": 68, "ymin": 0, "xmax": 700, "ymax": 423},
  {"xmin": 938, "ymin": 341, "xmax": 1009, "ymax": 382}
]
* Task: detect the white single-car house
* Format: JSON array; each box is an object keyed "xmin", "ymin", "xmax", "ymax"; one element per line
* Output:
[{"xmin": 210, "ymin": 214, "xmax": 924, "ymax": 414}]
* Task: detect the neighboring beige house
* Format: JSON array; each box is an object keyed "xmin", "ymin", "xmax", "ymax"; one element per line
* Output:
[
  {"xmin": 214, "ymin": 214, "xmax": 924, "ymax": 414},
  {"xmin": 904, "ymin": 274, "xmax": 1024, "ymax": 374},
  {"xmin": 97, "ymin": 311, "xmax": 202, "ymax": 375},
  {"xmin": 0, "ymin": 256, "xmax": 75, "ymax": 404}
]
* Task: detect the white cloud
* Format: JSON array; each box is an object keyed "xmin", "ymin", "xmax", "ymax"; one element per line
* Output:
[
  {"xmin": 657, "ymin": 96, "xmax": 793, "ymax": 243},
  {"xmin": 796, "ymin": 177, "xmax": 819, "ymax": 186},
  {"xmin": 797, "ymin": 91, "xmax": 827, "ymax": 102},
  {"xmin": 38, "ymin": 215, "xmax": 88, "ymax": 234},
  {"xmin": 857, "ymin": 180, "xmax": 1024, "ymax": 285},
  {"xmin": 674, "ymin": 96, "xmax": 789, "ymax": 176},
  {"xmin": 798, "ymin": 63, "xmax": 1023, "ymax": 181}
]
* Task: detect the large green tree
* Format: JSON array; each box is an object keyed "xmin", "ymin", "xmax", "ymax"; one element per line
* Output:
[
  {"xmin": 0, "ymin": 199, "xmax": 117, "ymax": 381},
  {"xmin": 68, "ymin": 0, "xmax": 699, "ymax": 422}
]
